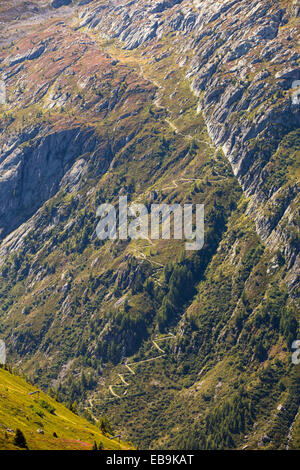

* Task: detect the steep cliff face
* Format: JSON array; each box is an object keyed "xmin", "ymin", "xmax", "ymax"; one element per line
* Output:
[
  {"xmin": 0, "ymin": 127, "xmax": 103, "ymax": 237},
  {"xmin": 78, "ymin": 0, "xmax": 300, "ymax": 276},
  {"xmin": 0, "ymin": 0, "xmax": 299, "ymax": 450},
  {"xmin": 0, "ymin": 8, "xmax": 155, "ymax": 240}
]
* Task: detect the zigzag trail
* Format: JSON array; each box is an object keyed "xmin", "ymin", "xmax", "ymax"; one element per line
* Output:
[
  {"xmin": 107, "ymin": 333, "xmax": 175, "ymax": 400},
  {"xmin": 86, "ymin": 333, "xmax": 176, "ymax": 411},
  {"xmin": 138, "ymin": 68, "xmax": 228, "ymax": 190},
  {"xmin": 82, "ymin": 33, "xmax": 225, "ymax": 412}
]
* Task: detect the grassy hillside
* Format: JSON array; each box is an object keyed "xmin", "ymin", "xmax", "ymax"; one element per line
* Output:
[{"xmin": 0, "ymin": 366, "xmax": 133, "ymax": 450}]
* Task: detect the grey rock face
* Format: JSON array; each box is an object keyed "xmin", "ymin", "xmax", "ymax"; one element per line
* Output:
[
  {"xmin": 78, "ymin": 0, "xmax": 299, "ymax": 270},
  {"xmin": 51, "ymin": 0, "xmax": 72, "ymax": 8},
  {"xmin": 0, "ymin": 127, "xmax": 103, "ymax": 238},
  {"xmin": 292, "ymin": 0, "xmax": 300, "ymax": 17},
  {"xmin": 150, "ymin": 0, "xmax": 183, "ymax": 14},
  {"xmin": 7, "ymin": 45, "xmax": 46, "ymax": 67}
]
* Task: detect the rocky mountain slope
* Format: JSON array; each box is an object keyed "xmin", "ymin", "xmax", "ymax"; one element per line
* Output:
[
  {"xmin": 0, "ymin": 0, "xmax": 299, "ymax": 450},
  {"xmin": 78, "ymin": 0, "xmax": 300, "ymax": 282}
]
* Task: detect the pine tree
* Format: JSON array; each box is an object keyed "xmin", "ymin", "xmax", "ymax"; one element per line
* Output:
[
  {"xmin": 92, "ymin": 441, "xmax": 98, "ymax": 450},
  {"xmin": 98, "ymin": 441, "xmax": 104, "ymax": 450},
  {"xmin": 13, "ymin": 429, "xmax": 28, "ymax": 449}
]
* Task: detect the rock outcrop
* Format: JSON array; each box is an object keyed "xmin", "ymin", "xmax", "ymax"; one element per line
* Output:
[
  {"xmin": 78, "ymin": 0, "xmax": 300, "ymax": 272},
  {"xmin": 0, "ymin": 127, "xmax": 102, "ymax": 237}
]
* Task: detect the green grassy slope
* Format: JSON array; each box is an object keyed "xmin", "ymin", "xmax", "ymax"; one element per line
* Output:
[{"xmin": 0, "ymin": 367, "xmax": 133, "ymax": 450}]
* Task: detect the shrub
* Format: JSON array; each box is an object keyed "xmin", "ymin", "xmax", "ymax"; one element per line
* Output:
[
  {"xmin": 13, "ymin": 429, "xmax": 28, "ymax": 449},
  {"xmin": 39, "ymin": 399, "xmax": 56, "ymax": 415},
  {"xmin": 254, "ymin": 342, "xmax": 267, "ymax": 362},
  {"xmin": 99, "ymin": 416, "xmax": 113, "ymax": 435}
]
